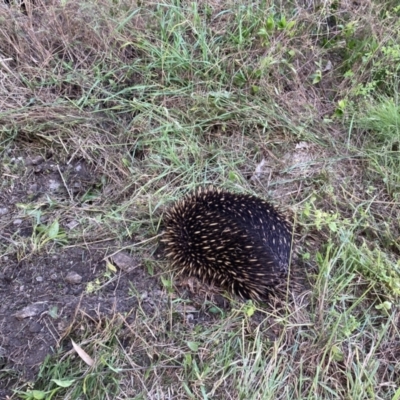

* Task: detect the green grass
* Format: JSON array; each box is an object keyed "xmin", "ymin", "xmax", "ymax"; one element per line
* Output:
[{"xmin": 1, "ymin": 0, "xmax": 399, "ymax": 399}]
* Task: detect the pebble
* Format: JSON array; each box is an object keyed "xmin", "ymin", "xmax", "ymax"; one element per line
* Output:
[
  {"xmin": 29, "ymin": 322, "xmax": 43, "ymax": 333},
  {"xmin": 65, "ymin": 271, "xmax": 83, "ymax": 284},
  {"xmin": 25, "ymin": 156, "xmax": 44, "ymax": 166},
  {"xmin": 111, "ymin": 251, "xmax": 139, "ymax": 272},
  {"xmin": 48, "ymin": 180, "xmax": 60, "ymax": 191},
  {"xmin": 15, "ymin": 302, "xmax": 47, "ymax": 319}
]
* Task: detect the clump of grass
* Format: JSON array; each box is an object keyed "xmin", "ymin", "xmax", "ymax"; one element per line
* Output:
[{"xmin": 352, "ymin": 97, "xmax": 400, "ymax": 200}]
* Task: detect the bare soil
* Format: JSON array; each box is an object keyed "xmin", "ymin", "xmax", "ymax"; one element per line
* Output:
[{"xmin": 0, "ymin": 148, "xmax": 163, "ymax": 396}]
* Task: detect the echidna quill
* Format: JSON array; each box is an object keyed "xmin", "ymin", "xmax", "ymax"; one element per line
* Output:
[{"xmin": 162, "ymin": 187, "xmax": 296, "ymax": 300}]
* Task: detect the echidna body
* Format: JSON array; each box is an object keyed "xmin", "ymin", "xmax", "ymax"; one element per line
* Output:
[{"xmin": 162, "ymin": 187, "xmax": 295, "ymax": 300}]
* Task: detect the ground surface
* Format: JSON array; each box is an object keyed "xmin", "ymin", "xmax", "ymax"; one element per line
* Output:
[
  {"xmin": 1, "ymin": 1, "xmax": 400, "ymax": 399},
  {"xmin": 0, "ymin": 152, "xmax": 156, "ymax": 391}
]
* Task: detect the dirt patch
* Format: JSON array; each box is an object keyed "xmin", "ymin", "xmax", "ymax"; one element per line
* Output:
[
  {"xmin": 0, "ymin": 148, "xmax": 161, "ymax": 396},
  {"xmin": 0, "ymin": 245, "xmax": 161, "ymax": 387}
]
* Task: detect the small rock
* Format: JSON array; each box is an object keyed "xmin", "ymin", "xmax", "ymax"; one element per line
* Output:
[
  {"xmin": 36, "ymin": 276, "xmax": 43, "ymax": 282},
  {"xmin": 48, "ymin": 179, "xmax": 61, "ymax": 191},
  {"xmin": 186, "ymin": 314, "xmax": 194, "ymax": 324},
  {"xmin": 10, "ymin": 157, "xmax": 23, "ymax": 164},
  {"xmin": 141, "ymin": 291, "xmax": 148, "ymax": 300},
  {"xmin": 25, "ymin": 156, "xmax": 44, "ymax": 166},
  {"xmin": 28, "ymin": 183, "xmax": 39, "ymax": 193},
  {"xmin": 48, "ymin": 164, "xmax": 58, "ymax": 172},
  {"xmin": 0, "ymin": 207, "xmax": 9, "ymax": 215},
  {"xmin": 29, "ymin": 322, "xmax": 43, "ymax": 333},
  {"xmin": 65, "ymin": 271, "xmax": 82, "ymax": 284},
  {"xmin": 15, "ymin": 302, "xmax": 47, "ymax": 319},
  {"xmin": 13, "ymin": 219, "xmax": 23, "ymax": 225},
  {"xmin": 66, "ymin": 220, "xmax": 79, "ymax": 230},
  {"xmin": 32, "ymin": 156, "xmax": 44, "ymax": 165},
  {"xmin": 111, "ymin": 251, "xmax": 139, "ymax": 272}
]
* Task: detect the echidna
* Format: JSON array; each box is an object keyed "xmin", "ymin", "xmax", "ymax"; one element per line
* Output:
[{"xmin": 162, "ymin": 187, "xmax": 296, "ymax": 300}]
